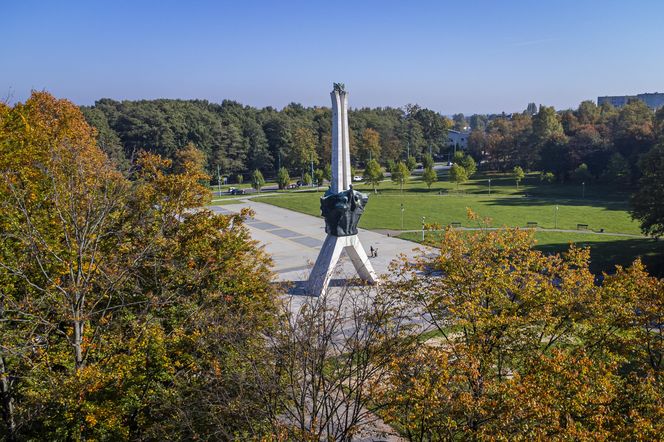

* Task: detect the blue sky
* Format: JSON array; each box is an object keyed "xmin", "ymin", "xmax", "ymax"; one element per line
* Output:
[{"xmin": 2, "ymin": 0, "xmax": 663, "ymax": 114}]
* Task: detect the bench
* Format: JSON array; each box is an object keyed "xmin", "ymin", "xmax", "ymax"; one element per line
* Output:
[
  {"xmin": 526, "ymin": 222, "xmax": 538, "ymax": 228},
  {"xmin": 577, "ymin": 223, "xmax": 589, "ymax": 230},
  {"xmin": 449, "ymin": 222, "xmax": 461, "ymax": 228}
]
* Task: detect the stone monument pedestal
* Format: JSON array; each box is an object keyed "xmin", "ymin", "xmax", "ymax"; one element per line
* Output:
[{"xmin": 308, "ymin": 234, "xmax": 377, "ymax": 297}]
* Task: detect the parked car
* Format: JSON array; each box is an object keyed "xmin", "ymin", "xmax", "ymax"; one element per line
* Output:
[
  {"xmin": 286, "ymin": 183, "xmax": 298, "ymax": 189},
  {"xmin": 230, "ymin": 188, "xmax": 245, "ymax": 195},
  {"xmin": 353, "ymin": 175, "xmax": 363, "ymax": 182}
]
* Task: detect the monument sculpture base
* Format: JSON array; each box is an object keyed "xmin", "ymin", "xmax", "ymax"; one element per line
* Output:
[{"xmin": 307, "ymin": 234, "xmax": 377, "ymax": 296}]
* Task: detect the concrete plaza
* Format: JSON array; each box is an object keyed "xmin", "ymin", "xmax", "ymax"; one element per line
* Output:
[{"xmin": 208, "ymin": 199, "xmax": 426, "ymax": 292}]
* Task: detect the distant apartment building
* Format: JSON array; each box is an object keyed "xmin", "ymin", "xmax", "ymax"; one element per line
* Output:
[
  {"xmin": 447, "ymin": 129, "xmax": 470, "ymax": 150},
  {"xmin": 597, "ymin": 92, "xmax": 664, "ymax": 110}
]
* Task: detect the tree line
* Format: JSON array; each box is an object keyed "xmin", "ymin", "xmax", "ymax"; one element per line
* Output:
[
  {"xmin": 466, "ymin": 100, "xmax": 664, "ymax": 184},
  {"xmin": 81, "ymin": 99, "xmax": 450, "ymax": 182},
  {"xmin": 81, "ymin": 96, "xmax": 663, "ymax": 186},
  {"xmin": 0, "ymin": 92, "xmax": 662, "ymax": 440}
]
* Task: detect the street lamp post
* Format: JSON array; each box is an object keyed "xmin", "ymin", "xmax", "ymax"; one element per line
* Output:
[
  {"xmin": 488, "ymin": 178, "xmax": 491, "ymax": 195},
  {"xmin": 400, "ymin": 203, "xmax": 405, "ymax": 230},
  {"xmin": 582, "ymin": 181, "xmax": 585, "ymax": 199},
  {"xmin": 310, "ymin": 152, "xmax": 315, "ymax": 187},
  {"xmin": 422, "ymin": 216, "xmax": 426, "ymax": 241},
  {"xmin": 555, "ymin": 205, "xmax": 559, "ymax": 229},
  {"xmin": 217, "ymin": 164, "xmax": 221, "ymax": 196}
]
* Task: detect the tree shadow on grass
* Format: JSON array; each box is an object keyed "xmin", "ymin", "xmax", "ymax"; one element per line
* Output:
[
  {"xmin": 534, "ymin": 238, "xmax": 664, "ymax": 276},
  {"xmin": 482, "ymin": 195, "xmax": 630, "ymax": 212}
]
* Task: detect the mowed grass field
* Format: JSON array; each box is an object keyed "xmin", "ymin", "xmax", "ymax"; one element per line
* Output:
[
  {"xmin": 254, "ymin": 172, "xmax": 641, "ymax": 234},
  {"xmin": 399, "ymin": 231, "xmax": 663, "ymax": 275},
  {"xmin": 252, "ymin": 170, "xmax": 663, "ymax": 275}
]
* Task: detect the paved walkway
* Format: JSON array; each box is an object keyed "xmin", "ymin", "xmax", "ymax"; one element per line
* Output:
[
  {"xmin": 208, "ymin": 200, "xmax": 426, "ymax": 286},
  {"xmin": 208, "ymin": 201, "xmax": 420, "ymax": 440}
]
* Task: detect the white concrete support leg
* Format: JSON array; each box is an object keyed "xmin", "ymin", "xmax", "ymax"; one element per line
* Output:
[
  {"xmin": 307, "ymin": 235, "xmax": 377, "ymax": 297},
  {"xmin": 307, "ymin": 235, "xmax": 346, "ymax": 297},
  {"xmin": 344, "ymin": 235, "xmax": 377, "ymax": 283}
]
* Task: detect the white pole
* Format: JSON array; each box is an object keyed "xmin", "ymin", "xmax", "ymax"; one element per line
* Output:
[{"xmin": 217, "ymin": 164, "xmax": 221, "ymax": 195}]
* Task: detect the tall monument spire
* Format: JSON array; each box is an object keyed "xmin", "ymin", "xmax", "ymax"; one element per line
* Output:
[
  {"xmin": 307, "ymin": 84, "xmax": 377, "ymax": 296},
  {"xmin": 330, "ymin": 83, "xmax": 351, "ymax": 193}
]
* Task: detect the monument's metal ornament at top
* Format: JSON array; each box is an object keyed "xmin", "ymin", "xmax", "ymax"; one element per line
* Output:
[{"xmin": 307, "ymin": 85, "xmax": 378, "ymax": 296}]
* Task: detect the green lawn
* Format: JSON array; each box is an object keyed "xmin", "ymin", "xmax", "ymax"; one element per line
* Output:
[
  {"xmin": 253, "ymin": 172, "xmax": 642, "ymax": 235},
  {"xmin": 249, "ymin": 171, "xmax": 663, "ymax": 275},
  {"xmin": 398, "ymin": 230, "xmax": 663, "ymax": 275}
]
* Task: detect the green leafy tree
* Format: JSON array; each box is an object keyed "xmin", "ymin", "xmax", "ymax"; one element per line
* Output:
[
  {"xmin": 449, "ymin": 163, "xmax": 468, "ymax": 190},
  {"xmin": 457, "ymin": 152, "xmax": 477, "ymax": 178},
  {"xmin": 406, "ymin": 155, "xmax": 417, "ymax": 172},
  {"xmin": 291, "ymin": 126, "xmax": 318, "ymax": 174},
  {"xmin": 602, "ymin": 153, "xmax": 631, "ymax": 184},
  {"xmin": 532, "ymin": 105, "xmax": 564, "ymax": 141},
  {"xmin": 630, "ymin": 143, "xmax": 664, "ymax": 237},
  {"xmin": 452, "ymin": 113, "xmax": 466, "ymax": 131},
  {"xmin": 401, "ymin": 116, "xmax": 426, "ymax": 158},
  {"xmin": 303, "ymin": 172, "xmax": 312, "ymax": 186},
  {"xmin": 314, "ymin": 168, "xmax": 325, "ymax": 188},
  {"xmin": 513, "ymin": 165, "xmax": 525, "ymax": 188},
  {"xmin": 359, "ymin": 127, "xmax": 381, "ymax": 164},
  {"xmin": 277, "ymin": 167, "xmax": 290, "ymax": 190},
  {"xmin": 216, "ymin": 120, "xmax": 246, "ymax": 175},
  {"xmin": 81, "ymin": 106, "xmax": 130, "ymax": 172},
  {"xmin": 235, "ymin": 173, "xmax": 244, "ymax": 184},
  {"xmin": 422, "ymin": 166, "xmax": 437, "ymax": 189},
  {"xmin": 391, "ymin": 161, "xmax": 410, "ymax": 192},
  {"xmin": 363, "ymin": 159, "xmax": 384, "ymax": 193},
  {"xmin": 244, "ymin": 119, "xmax": 273, "ymax": 172},
  {"xmin": 422, "ymin": 153, "xmax": 434, "ymax": 169},
  {"xmin": 251, "ymin": 169, "xmax": 265, "ymax": 192},
  {"xmin": 412, "ymin": 108, "xmax": 450, "ymax": 154},
  {"xmin": 577, "ymin": 100, "xmax": 600, "ymax": 125},
  {"xmin": 572, "ymin": 163, "xmax": 592, "ymax": 183},
  {"xmin": 613, "ymin": 100, "xmax": 655, "ymax": 164},
  {"xmin": 539, "ymin": 171, "xmax": 555, "ymax": 183}
]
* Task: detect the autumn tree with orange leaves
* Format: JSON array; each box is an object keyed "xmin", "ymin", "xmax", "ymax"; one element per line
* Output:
[
  {"xmin": 376, "ymin": 212, "xmax": 663, "ymax": 441},
  {"xmin": 0, "ymin": 92, "xmax": 278, "ymax": 440}
]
